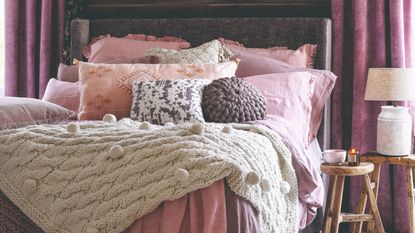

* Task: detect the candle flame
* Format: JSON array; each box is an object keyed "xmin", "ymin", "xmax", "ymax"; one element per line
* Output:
[{"xmin": 348, "ymin": 148, "xmax": 359, "ymax": 154}]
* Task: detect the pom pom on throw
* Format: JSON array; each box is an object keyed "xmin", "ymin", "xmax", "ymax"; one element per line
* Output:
[
  {"xmin": 23, "ymin": 179, "xmax": 37, "ymax": 194},
  {"xmin": 245, "ymin": 171, "xmax": 260, "ymax": 185},
  {"xmin": 164, "ymin": 122, "xmax": 175, "ymax": 127},
  {"xmin": 190, "ymin": 122, "xmax": 204, "ymax": 135},
  {"xmin": 139, "ymin": 121, "xmax": 152, "ymax": 130},
  {"xmin": 280, "ymin": 181, "xmax": 291, "ymax": 194},
  {"xmin": 109, "ymin": 145, "xmax": 124, "ymax": 159},
  {"xmin": 66, "ymin": 123, "xmax": 80, "ymax": 134},
  {"xmin": 103, "ymin": 114, "xmax": 117, "ymax": 123},
  {"xmin": 85, "ymin": 227, "xmax": 100, "ymax": 233},
  {"xmin": 222, "ymin": 125, "xmax": 233, "ymax": 134},
  {"xmin": 260, "ymin": 178, "xmax": 271, "ymax": 192},
  {"xmin": 175, "ymin": 168, "xmax": 189, "ymax": 181}
]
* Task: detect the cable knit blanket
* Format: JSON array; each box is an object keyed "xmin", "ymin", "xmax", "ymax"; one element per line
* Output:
[{"xmin": 0, "ymin": 119, "xmax": 298, "ymax": 233}]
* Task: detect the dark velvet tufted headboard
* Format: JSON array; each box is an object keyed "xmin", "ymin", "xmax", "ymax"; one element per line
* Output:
[{"xmin": 70, "ymin": 17, "xmax": 332, "ymax": 149}]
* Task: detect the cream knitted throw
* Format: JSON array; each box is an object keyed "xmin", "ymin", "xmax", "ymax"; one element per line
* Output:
[{"xmin": 0, "ymin": 119, "xmax": 298, "ymax": 233}]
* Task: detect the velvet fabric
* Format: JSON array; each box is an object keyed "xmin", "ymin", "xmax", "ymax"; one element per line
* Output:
[
  {"xmin": 331, "ymin": 1, "xmax": 414, "ymax": 232},
  {"xmin": 0, "ymin": 97, "xmax": 73, "ymax": 130},
  {"xmin": 5, "ymin": 0, "xmax": 65, "ymax": 98},
  {"xmin": 42, "ymin": 79, "xmax": 80, "ymax": 120}
]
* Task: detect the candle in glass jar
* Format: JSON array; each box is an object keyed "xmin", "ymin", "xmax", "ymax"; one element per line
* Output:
[{"xmin": 348, "ymin": 148, "xmax": 360, "ymax": 166}]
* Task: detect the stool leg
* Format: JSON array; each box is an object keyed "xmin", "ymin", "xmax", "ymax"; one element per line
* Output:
[
  {"xmin": 364, "ymin": 174, "xmax": 385, "ymax": 233},
  {"xmin": 406, "ymin": 166, "xmax": 415, "ymax": 233},
  {"xmin": 367, "ymin": 163, "xmax": 381, "ymax": 232},
  {"xmin": 330, "ymin": 175, "xmax": 345, "ymax": 233},
  {"xmin": 352, "ymin": 176, "xmax": 368, "ymax": 233},
  {"xmin": 323, "ymin": 175, "xmax": 337, "ymax": 233}
]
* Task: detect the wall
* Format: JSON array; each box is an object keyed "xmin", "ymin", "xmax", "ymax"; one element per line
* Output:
[{"xmin": 84, "ymin": 0, "xmax": 331, "ymax": 19}]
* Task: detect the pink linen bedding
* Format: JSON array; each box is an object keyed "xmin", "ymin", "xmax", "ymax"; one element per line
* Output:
[
  {"xmin": 123, "ymin": 180, "xmax": 260, "ymax": 233},
  {"xmin": 252, "ymin": 116, "xmax": 324, "ymax": 229}
]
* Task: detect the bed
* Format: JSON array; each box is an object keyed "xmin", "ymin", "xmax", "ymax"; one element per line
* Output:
[{"xmin": 0, "ymin": 17, "xmax": 333, "ymax": 233}]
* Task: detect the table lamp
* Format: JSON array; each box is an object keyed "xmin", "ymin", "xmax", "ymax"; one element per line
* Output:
[{"xmin": 364, "ymin": 68, "xmax": 415, "ymax": 156}]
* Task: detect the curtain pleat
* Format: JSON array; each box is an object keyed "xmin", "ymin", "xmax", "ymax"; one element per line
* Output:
[{"xmin": 5, "ymin": 0, "xmax": 65, "ymax": 98}]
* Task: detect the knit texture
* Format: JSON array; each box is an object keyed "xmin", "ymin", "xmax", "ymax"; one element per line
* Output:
[
  {"xmin": 202, "ymin": 76, "xmax": 267, "ymax": 123},
  {"xmin": 0, "ymin": 119, "xmax": 298, "ymax": 233}
]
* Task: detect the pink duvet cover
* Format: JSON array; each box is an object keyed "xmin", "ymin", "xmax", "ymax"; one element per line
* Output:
[{"xmin": 252, "ymin": 116, "xmax": 324, "ymax": 229}]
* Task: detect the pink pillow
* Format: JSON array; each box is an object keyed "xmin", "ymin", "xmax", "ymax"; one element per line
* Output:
[
  {"xmin": 83, "ymin": 34, "xmax": 191, "ymax": 59},
  {"xmin": 220, "ymin": 38, "xmax": 317, "ymax": 68},
  {"xmin": 0, "ymin": 97, "xmax": 73, "ymax": 129},
  {"xmin": 88, "ymin": 37, "xmax": 191, "ymax": 63},
  {"xmin": 78, "ymin": 61, "xmax": 238, "ymax": 120},
  {"xmin": 57, "ymin": 63, "xmax": 79, "ymax": 83},
  {"xmin": 42, "ymin": 79, "xmax": 80, "ymax": 120},
  {"xmin": 237, "ymin": 52, "xmax": 337, "ymax": 145},
  {"xmin": 243, "ymin": 72, "xmax": 316, "ymax": 146}
]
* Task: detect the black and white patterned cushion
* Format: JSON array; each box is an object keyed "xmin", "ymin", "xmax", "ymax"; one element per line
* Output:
[{"xmin": 131, "ymin": 79, "xmax": 210, "ymax": 124}]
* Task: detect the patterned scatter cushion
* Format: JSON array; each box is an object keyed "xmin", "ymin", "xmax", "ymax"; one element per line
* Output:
[
  {"xmin": 202, "ymin": 77, "xmax": 267, "ymax": 123},
  {"xmin": 78, "ymin": 61, "xmax": 238, "ymax": 120},
  {"xmin": 146, "ymin": 40, "xmax": 233, "ymax": 64},
  {"xmin": 131, "ymin": 79, "xmax": 209, "ymax": 124}
]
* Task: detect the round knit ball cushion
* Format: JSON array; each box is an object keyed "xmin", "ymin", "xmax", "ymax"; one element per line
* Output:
[{"xmin": 202, "ymin": 77, "xmax": 267, "ymax": 123}]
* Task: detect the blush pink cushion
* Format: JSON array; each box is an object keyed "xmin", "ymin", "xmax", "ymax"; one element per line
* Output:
[
  {"xmin": 78, "ymin": 61, "xmax": 238, "ymax": 120},
  {"xmin": 88, "ymin": 37, "xmax": 191, "ymax": 64},
  {"xmin": 237, "ymin": 52, "xmax": 337, "ymax": 145},
  {"xmin": 42, "ymin": 79, "xmax": 80, "ymax": 120},
  {"xmin": 243, "ymin": 72, "xmax": 316, "ymax": 146},
  {"xmin": 57, "ymin": 63, "xmax": 79, "ymax": 83},
  {"xmin": 0, "ymin": 97, "xmax": 73, "ymax": 129},
  {"xmin": 83, "ymin": 34, "xmax": 191, "ymax": 59},
  {"xmin": 220, "ymin": 38, "xmax": 317, "ymax": 68}
]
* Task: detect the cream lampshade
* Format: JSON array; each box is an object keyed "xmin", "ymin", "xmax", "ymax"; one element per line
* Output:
[{"xmin": 364, "ymin": 68, "xmax": 415, "ymax": 156}]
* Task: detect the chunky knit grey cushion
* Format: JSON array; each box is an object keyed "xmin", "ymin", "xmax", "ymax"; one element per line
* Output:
[{"xmin": 202, "ymin": 77, "xmax": 267, "ymax": 123}]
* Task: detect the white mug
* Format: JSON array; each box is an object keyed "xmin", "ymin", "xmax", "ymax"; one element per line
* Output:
[{"xmin": 322, "ymin": 149, "xmax": 346, "ymax": 164}]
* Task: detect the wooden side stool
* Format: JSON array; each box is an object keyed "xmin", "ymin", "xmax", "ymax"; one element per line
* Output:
[
  {"xmin": 321, "ymin": 162, "xmax": 385, "ymax": 233},
  {"xmin": 360, "ymin": 154, "xmax": 415, "ymax": 233}
]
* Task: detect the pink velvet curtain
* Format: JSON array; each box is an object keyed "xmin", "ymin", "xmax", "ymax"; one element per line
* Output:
[
  {"xmin": 332, "ymin": 0, "xmax": 414, "ymax": 232},
  {"xmin": 5, "ymin": 0, "xmax": 65, "ymax": 98}
]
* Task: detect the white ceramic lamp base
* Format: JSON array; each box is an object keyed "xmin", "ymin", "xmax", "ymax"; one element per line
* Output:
[{"xmin": 377, "ymin": 106, "xmax": 412, "ymax": 156}]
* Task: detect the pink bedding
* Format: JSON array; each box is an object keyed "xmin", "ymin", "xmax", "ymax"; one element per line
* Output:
[
  {"xmin": 123, "ymin": 180, "xmax": 260, "ymax": 233},
  {"xmin": 253, "ymin": 116, "xmax": 324, "ymax": 229}
]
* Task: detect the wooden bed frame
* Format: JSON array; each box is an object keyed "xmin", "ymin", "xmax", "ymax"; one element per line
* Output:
[{"xmin": 70, "ymin": 17, "xmax": 332, "ymax": 151}]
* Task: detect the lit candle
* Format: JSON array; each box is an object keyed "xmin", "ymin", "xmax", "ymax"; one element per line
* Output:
[{"xmin": 348, "ymin": 148, "xmax": 360, "ymax": 166}]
